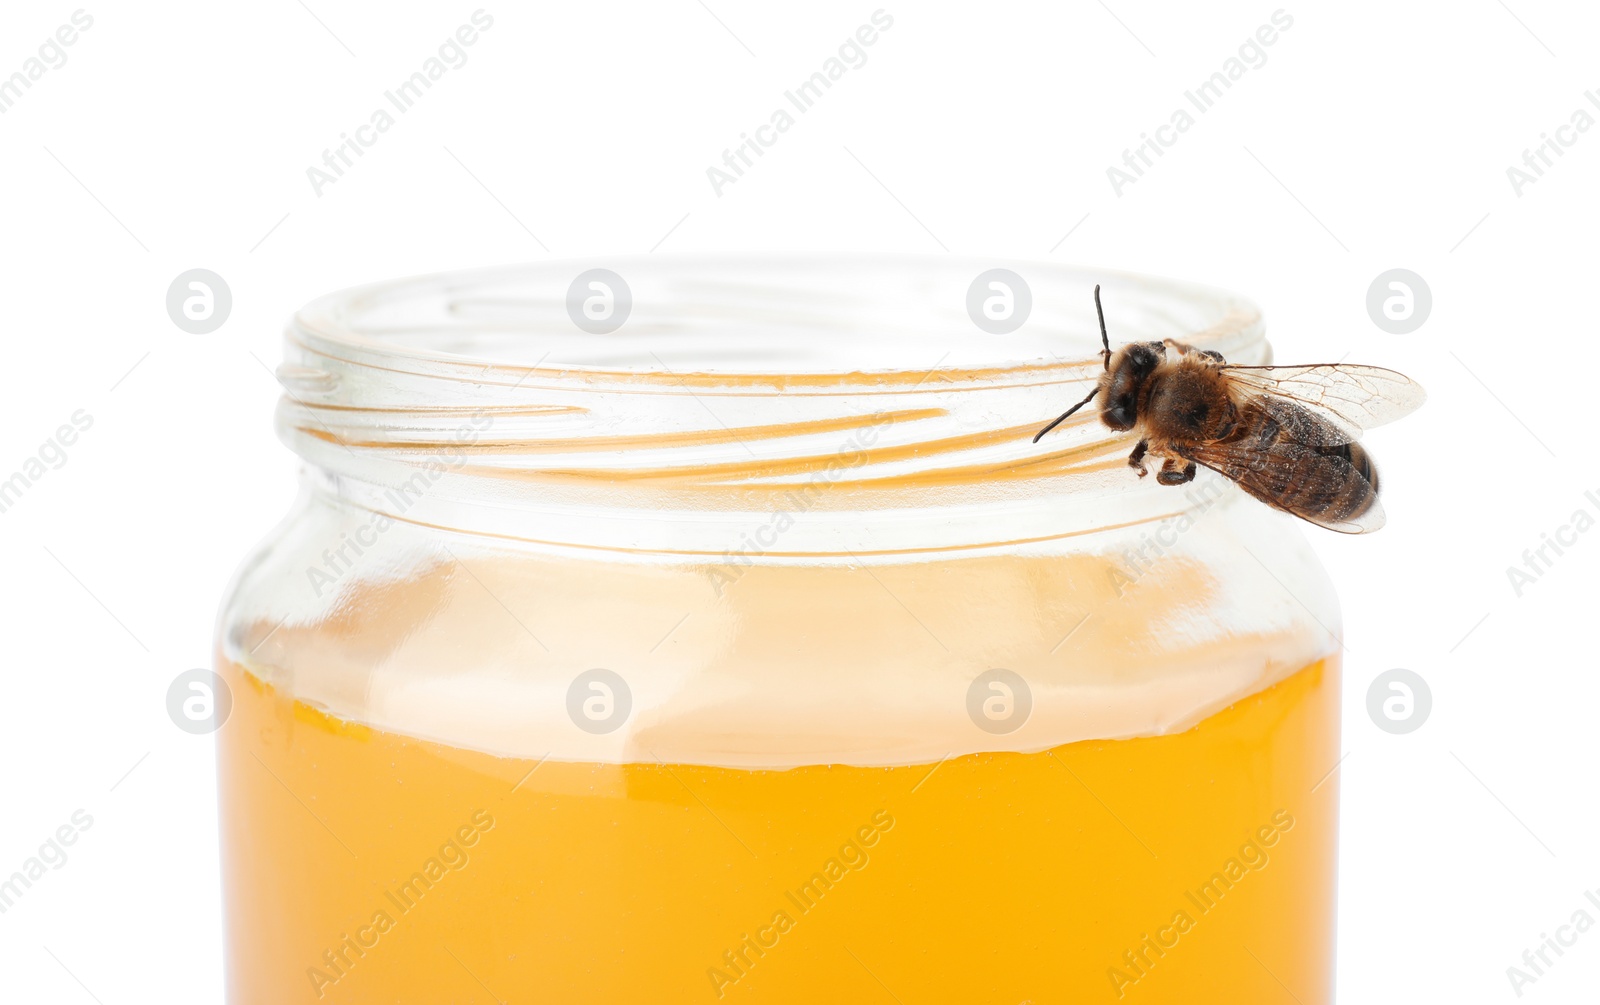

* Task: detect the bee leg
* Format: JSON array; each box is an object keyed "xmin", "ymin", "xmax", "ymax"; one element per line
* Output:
[
  {"xmin": 1156, "ymin": 458, "xmax": 1197, "ymax": 486},
  {"xmin": 1127, "ymin": 440, "xmax": 1149, "ymax": 477}
]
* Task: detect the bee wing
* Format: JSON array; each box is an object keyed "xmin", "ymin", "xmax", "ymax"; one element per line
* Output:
[
  {"xmin": 1218, "ymin": 364, "xmax": 1425, "ymax": 443},
  {"xmin": 1183, "ymin": 399, "xmax": 1387, "ymax": 535}
]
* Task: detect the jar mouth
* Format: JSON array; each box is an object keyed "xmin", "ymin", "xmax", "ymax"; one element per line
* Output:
[
  {"xmin": 277, "ymin": 256, "xmax": 1269, "ymax": 554},
  {"xmin": 289, "ymin": 254, "xmax": 1264, "ymax": 386}
]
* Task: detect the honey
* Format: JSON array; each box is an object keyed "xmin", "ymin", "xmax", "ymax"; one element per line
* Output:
[{"xmin": 218, "ymin": 656, "xmax": 1337, "ymax": 1003}]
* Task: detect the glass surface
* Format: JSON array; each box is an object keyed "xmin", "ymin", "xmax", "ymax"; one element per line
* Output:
[{"xmin": 216, "ymin": 257, "xmax": 1341, "ymax": 1003}]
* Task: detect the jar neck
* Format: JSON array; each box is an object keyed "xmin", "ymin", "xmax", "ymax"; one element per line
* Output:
[{"xmin": 276, "ymin": 258, "xmax": 1268, "ymax": 554}]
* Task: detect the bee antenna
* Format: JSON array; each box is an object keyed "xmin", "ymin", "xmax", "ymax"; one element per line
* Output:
[
  {"xmin": 1035, "ymin": 285, "xmax": 1113, "ymax": 443},
  {"xmin": 1033, "ymin": 386, "xmax": 1100, "ymax": 443},
  {"xmin": 1093, "ymin": 284, "xmax": 1111, "ymax": 371}
]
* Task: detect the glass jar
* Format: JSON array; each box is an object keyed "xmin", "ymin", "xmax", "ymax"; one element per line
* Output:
[{"xmin": 215, "ymin": 257, "xmax": 1341, "ymax": 1004}]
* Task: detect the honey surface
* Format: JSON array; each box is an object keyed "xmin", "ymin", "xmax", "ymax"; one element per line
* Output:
[{"xmin": 217, "ymin": 658, "xmax": 1338, "ymax": 1003}]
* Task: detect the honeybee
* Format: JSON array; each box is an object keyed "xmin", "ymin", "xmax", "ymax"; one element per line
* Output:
[{"xmin": 1034, "ymin": 286, "xmax": 1425, "ymax": 533}]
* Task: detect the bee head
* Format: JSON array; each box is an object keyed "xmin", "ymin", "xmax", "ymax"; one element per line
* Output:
[{"xmin": 1101, "ymin": 342, "xmax": 1162, "ymax": 431}]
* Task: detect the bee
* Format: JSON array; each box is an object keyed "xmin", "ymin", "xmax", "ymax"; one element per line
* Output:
[{"xmin": 1034, "ymin": 286, "xmax": 1425, "ymax": 533}]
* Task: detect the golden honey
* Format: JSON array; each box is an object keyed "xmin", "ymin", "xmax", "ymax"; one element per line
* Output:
[{"xmin": 218, "ymin": 655, "xmax": 1337, "ymax": 1003}]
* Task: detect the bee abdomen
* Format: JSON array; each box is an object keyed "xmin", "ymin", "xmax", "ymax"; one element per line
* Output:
[
  {"xmin": 1305, "ymin": 439, "xmax": 1379, "ymax": 523},
  {"xmin": 1212, "ymin": 401, "xmax": 1380, "ymax": 526}
]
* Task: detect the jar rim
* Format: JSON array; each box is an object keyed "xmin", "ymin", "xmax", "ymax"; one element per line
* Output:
[
  {"xmin": 287, "ymin": 254, "xmax": 1265, "ymax": 391},
  {"xmin": 274, "ymin": 256, "xmax": 1271, "ymax": 554}
]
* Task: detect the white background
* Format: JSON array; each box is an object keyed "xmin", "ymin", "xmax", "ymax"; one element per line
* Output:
[{"xmin": 1, "ymin": 1, "xmax": 1596, "ymax": 1002}]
